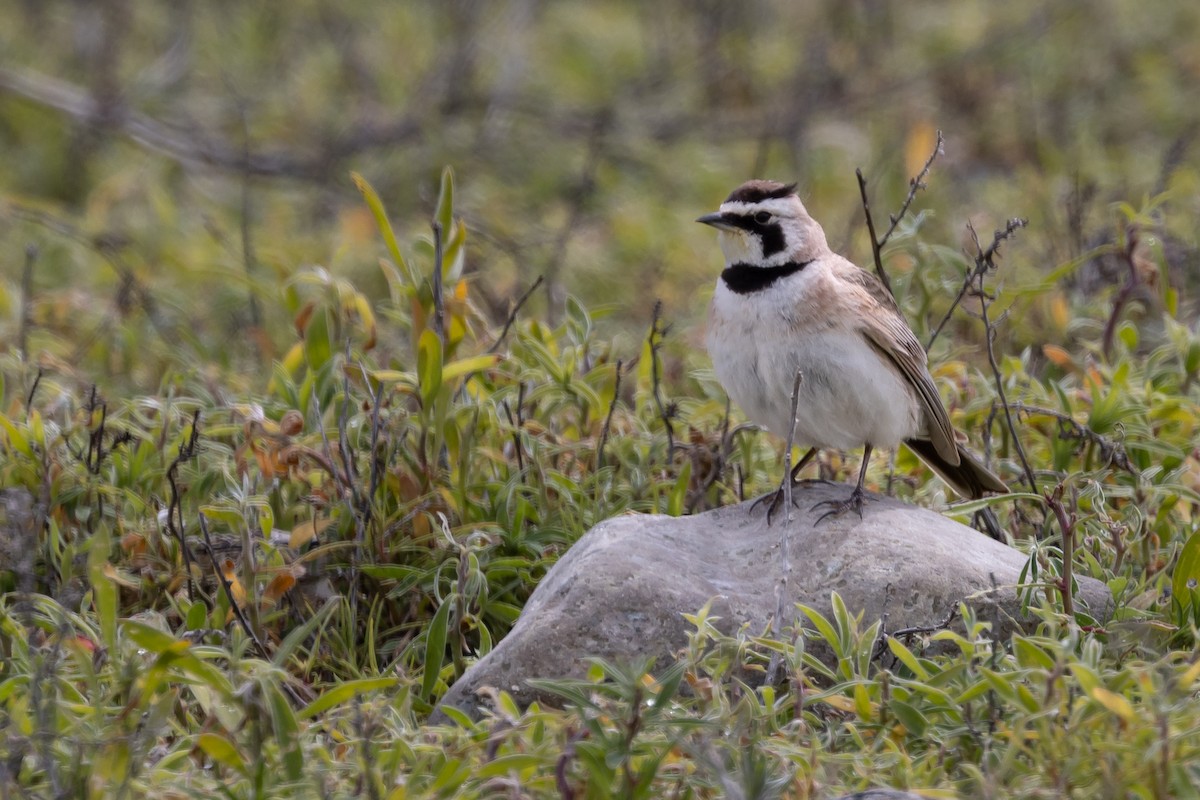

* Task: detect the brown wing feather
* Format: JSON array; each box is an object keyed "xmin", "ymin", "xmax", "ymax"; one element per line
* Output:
[{"xmin": 839, "ymin": 263, "xmax": 960, "ymax": 465}]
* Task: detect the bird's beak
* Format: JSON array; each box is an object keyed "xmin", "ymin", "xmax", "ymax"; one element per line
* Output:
[{"xmin": 696, "ymin": 211, "xmax": 733, "ymax": 231}]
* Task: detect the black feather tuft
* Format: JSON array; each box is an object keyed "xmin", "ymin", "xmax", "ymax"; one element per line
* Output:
[{"xmin": 724, "ymin": 180, "xmax": 798, "ymax": 204}]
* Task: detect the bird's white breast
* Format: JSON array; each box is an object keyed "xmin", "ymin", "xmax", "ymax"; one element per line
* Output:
[{"xmin": 706, "ymin": 268, "xmax": 922, "ymax": 450}]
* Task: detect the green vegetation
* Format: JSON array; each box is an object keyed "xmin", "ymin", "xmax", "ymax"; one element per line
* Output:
[{"xmin": 1, "ymin": 1, "xmax": 1199, "ymax": 797}]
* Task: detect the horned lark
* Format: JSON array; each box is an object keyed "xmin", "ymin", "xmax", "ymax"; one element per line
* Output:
[{"xmin": 700, "ymin": 180, "xmax": 1008, "ymax": 525}]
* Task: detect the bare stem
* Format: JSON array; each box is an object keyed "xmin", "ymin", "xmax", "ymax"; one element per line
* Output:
[
  {"xmin": 648, "ymin": 301, "xmax": 676, "ymax": 461},
  {"xmin": 431, "ymin": 221, "xmax": 446, "ymax": 344},
  {"xmin": 855, "ymin": 129, "xmax": 944, "ymax": 298},
  {"xmin": 597, "ymin": 360, "xmax": 623, "ymax": 471},
  {"xmin": 18, "ymin": 244, "xmax": 37, "ymax": 360},
  {"xmin": 489, "ymin": 275, "xmax": 544, "ymax": 354},
  {"xmin": 968, "ymin": 222, "xmax": 1037, "ymax": 494},
  {"xmin": 766, "ymin": 368, "xmax": 804, "ymax": 686},
  {"xmin": 856, "ymin": 168, "xmax": 890, "ymax": 296},
  {"xmin": 927, "ymin": 217, "xmax": 1027, "ymax": 350},
  {"xmin": 1045, "ymin": 484, "xmax": 1076, "ymax": 620}
]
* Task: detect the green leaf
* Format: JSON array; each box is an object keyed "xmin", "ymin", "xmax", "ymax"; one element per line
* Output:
[
  {"xmin": 435, "ymin": 166, "xmax": 455, "ymax": 242},
  {"xmin": 887, "ymin": 637, "xmax": 929, "ymax": 679},
  {"xmin": 890, "ymin": 699, "xmax": 928, "ymax": 736},
  {"xmin": 667, "ymin": 459, "xmax": 691, "ymax": 516},
  {"xmin": 442, "ymin": 354, "xmax": 502, "ymax": 384},
  {"xmin": 798, "ymin": 604, "xmax": 840, "ymax": 652},
  {"xmin": 1173, "ymin": 530, "xmax": 1200, "ymax": 614},
  {"xmin": 352, "ymin": 172, "xmax": 419, "ymax": 288},
  {"xmin": 422, "ymin": 595, "xmax": 453, "ymax": 701},
  {"xmin": 304, "ymin": 306, "xmax": 333, "ymax": 372},
  {"xmin": 853, "ymin": 682, "xmax": 873, "ymax": 721},
  {"xmin": 273, "ymin": 597, "xmax": 340, "ymax": 667},
  {"xmin": 442, "ymin": 215, "xmax": 467, "ymax": 286},
  {"xmin": 298, "ymin": 677, "xmax": 398, "ymax": 720},
  {"xmin": 123, "ymin": 620, "xmax": 183, "ymax": 653},
  {"xmin": 945, "ymin": 492, "xmax": 1044, "ymax": 516},
  {"xmin": 0, "ymin": 414, "xmax": 33, "ymax": 459},
  {"xmin": 266, "ymin": 682, "xmax": 303, "ymax": 782},
  {"xmin": 196, "ymin": 732, "xmax": 249, "ymax": 776},
  {"xmin": 474, "ymin": 754, "xmax": 543, "ymax": 779},
  {"xmin": 1068, "ymin": 663, "xmax": 1102, "ymax": 695},
  {"xmin": 1013, "ymin": 637, "xmax": 1056, "ymax": 671},
  {"xmin": 417, "ymin": 328, "xmax": 444, "ymax": 410},
  {"xmin": 88, "ymin": 531, "xmax": 118, "ymax": 652}
]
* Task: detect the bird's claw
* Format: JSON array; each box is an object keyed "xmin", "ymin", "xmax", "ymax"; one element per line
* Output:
[
  {"xmin": 752, "ymin": 479, "xmax": 818, "ymax": 525},
  {"xmin": 811, "ymin": 486, "xmax": 869, "ymax": 525},
  {"xmin": 751, "ymin": 487, "xmax": 792, "ymax": 525}
]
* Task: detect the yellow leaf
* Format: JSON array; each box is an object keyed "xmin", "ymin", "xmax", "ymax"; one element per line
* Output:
[
  {"xmin": 905, "ymin": 120, "xmax": 939, "ymax": 179},
  {"xmin": 221, "ymin": 560, "xmax": 247, "ymax": 608},
  {"xmin": 262, "ymin": 570, "xmax": 298, "ymax": 606},
  {"xmin": 1089, "ymin": 686, "xmax": 1136, "ymax": 723},
  {"xmin": 289, "ymin": 517, "xmax": 334, "ymax": 549},
  {"xmin": 1042, "ymin": 344, "xmax": 1074, "ymax": 369},
  {"xmin": 822, "ymin": 694, "xmax": 857, "ymax": 713},
  {"xmin": 350, "ymin": 293, "xmax": 377, "ymax": 351},
  {"xmin": 101, "ymin": 562, "xmax": 140, "ymax": 590},
  {"xmin": 1050, "ymin": 292, "xmax": 1070, "ymax": 330},
  {"xmin": 1179, "ymin": 659, "xmax": 1200, "ymax": 690}
]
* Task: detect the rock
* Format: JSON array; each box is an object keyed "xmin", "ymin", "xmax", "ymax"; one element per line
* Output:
[{"xmin": 435, "ymin": 483, "xmax": 1112, "ymax": 721}]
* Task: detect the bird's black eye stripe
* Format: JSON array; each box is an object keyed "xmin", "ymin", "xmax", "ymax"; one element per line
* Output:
[{"xmin": 721, "ymin": 211, "xmax": 787, "ymax": 259}]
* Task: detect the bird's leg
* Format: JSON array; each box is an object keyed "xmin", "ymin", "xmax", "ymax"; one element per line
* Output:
[
  {"xmin": 812, "ymin": 445, "xmax": 874, "ymax": 524},
  {"xmin": 752, "ymin": 447, "xmax": 819, "ymax": 524}
]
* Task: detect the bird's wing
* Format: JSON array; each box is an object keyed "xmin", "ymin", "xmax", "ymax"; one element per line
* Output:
[{"xmin": 840, "ymin": 263, "xmax": 960, "ymax": 465}]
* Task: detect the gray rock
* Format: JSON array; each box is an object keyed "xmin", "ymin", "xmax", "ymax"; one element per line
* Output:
[{"xmin": 436, "ymin": 483, "xmax": 1112, "ymax": 720}]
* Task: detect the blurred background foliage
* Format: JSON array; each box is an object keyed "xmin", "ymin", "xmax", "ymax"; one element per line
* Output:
[
  {"xmin": 2, "ymin": 1, "xmax": 1200, "ymax": 797},
  {"xmin": 1, "ymin": 0, "xmax": 1198, "ymax": 385}
]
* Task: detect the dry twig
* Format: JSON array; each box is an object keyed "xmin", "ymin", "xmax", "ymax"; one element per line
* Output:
[{"xmin": 856, "ymin": 129, "xmax": 944, "ymax": 295}]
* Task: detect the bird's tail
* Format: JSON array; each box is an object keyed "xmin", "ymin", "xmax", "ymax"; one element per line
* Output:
[
  {"xmin": 904, "ymin": 437, "xmax": 1009, "ymax": 540},
  {"xmin": 904, "ymin": 438, "xmax": 1009, "ymax": 499}
]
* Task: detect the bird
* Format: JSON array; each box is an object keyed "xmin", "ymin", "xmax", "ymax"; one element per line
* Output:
[{"xmin": 699, "ymin": 179, "xmax": 1008, "ymax": 527}]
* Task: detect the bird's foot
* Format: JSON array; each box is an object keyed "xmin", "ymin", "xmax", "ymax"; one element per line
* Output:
[
  {"xmin": 811, "ymin": 485, "xmax": 870, "ymax": 525},
  {"xmin": 751, "ymin": 486, "xmax": 791, "ymax": 526},
  {"xmin": 751, "ymin": 478, "xmax": 831, "ymax": 525}
]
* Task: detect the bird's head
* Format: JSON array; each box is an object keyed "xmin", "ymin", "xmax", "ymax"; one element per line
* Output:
[{"xmin": 697, "ymin": 180, "xmax": 828, "ymax": 267}]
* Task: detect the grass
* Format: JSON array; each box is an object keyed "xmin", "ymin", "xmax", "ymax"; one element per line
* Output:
[
  {"xmin": 1, "ymin": 163, "xmax": 1199, "ymax": 797},
  {"xmin": 1, "ymin": 2, "xmax": 1200, "ymax": 794}
]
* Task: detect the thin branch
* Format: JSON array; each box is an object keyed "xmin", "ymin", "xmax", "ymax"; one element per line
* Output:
[
  {"xmin": 855, "ymin": 129, "xmax": 944, "ymax": 296},
  {"xmin": 25, "ymin": 367, "xmax": 43, "ymax": 415},
  {"xmin": 881, "ymin": 130, "xmax": 944, "ymax": 249},
  {"xmin": 766, "ymin": 368, "xmax": 804, "ymax": 687},
  {"xmin": 488, "ymin": 275, "xmax": 544, "ymax": 353},
  {"xmin": 357, "ymin": 362, "xmax": 387, "ymax": 558},
  {"xmin": 647, "ymin": 301, "xmax": 676, "ymax": 461},
  {"xmin": 503, "ymin": 381, "xmax": 527, "ymax": 477},
  {"xmin": 18, "ymin": 244, "xmax": 37, "ymax": 360},
  {"xmin": 874, "ymin": 605, "xmax": 960, "ymax": 660},
  {"xmin": 1045, "ymin": 483, "xmax": 1076, "ymax": 620},
  {"xmin": 198, "ymin": 513, "xmax": 270, "ymax": 659},
  {"xmin": 596, "ymin": 360, "xmax": 623, "ymax": 472},
  {"xmin": 1100, "ymin": 226, "xmax": 1149, "ymax": 360},
  {"xmin": 968, "ymin": 222, "xmax": 1037, "ymax": 494},
  {"xmin": 927, "ymin": 217, "xmax": 1027, "ymax": 350},
  {"xmin": 856, "ymin": 168, "xmax": 889, "ymax": 295},
  {"xmin": 0, "ymin": 65, "xmax": 421, "ymax": 180},
  {"xmin": 1012, "ymin": 402, "xmax": 1133, "ymax": 473},
  {"xmin": 166, "ymin": 409, "xmax": 202, "ymax": 601}
]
